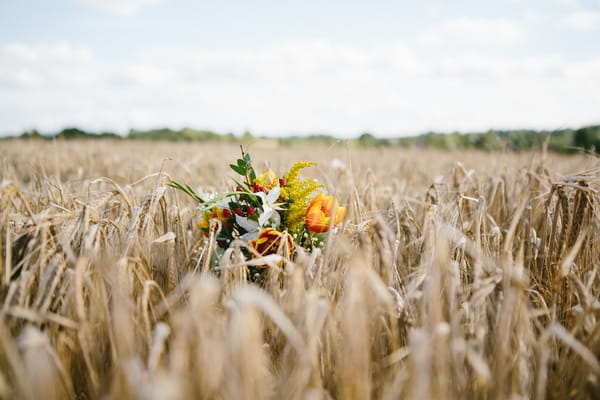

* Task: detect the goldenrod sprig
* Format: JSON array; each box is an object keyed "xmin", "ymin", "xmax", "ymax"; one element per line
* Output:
[
  {"xmin": 280, "ymin": 161, "xmax": 323, "ymax": 232},
  {"xmin": 283, "ymin": 161, "xmax": 317, "ymax": 186}
]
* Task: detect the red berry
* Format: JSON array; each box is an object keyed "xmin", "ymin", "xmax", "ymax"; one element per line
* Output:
[
  {"xmin": 279, "ymin": 178, "xmax": 286, "ymax": 186},
  {"xmin": 235, "ymin": 185, "xmax": 242, "ymax": 192},
  {"xmin": 246, "ymin": 206, "xmax": 255, "ymax": 215},
  {"xmin": 234, "ymin": 207, "xmax": 243, "ymax": 216},
  {"xmin": 222, "ymin": 208, "xmax": 232, "ymax": 218}
]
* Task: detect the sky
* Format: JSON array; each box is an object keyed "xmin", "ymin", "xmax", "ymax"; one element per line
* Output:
[{"xmin": 1, "ymin": 0, "xmax": 599, "ymax": 138}]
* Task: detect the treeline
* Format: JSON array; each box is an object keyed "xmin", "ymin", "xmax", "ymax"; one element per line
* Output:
[
  {"xmin": 17, "ymin": 127, "xmax": 233, "ymax": 142},
  {"xmin": 9, "ymin": 125, "xmax": 600, "ymax": 153},
  {"xmin": 393, "ymin": 126, "xmax": 599, "ymax": 153}
]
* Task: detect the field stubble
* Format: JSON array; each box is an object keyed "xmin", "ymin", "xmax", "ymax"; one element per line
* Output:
[{"xmin": 1, "ymin": 140, "xmax": 600, "ymax": 399}]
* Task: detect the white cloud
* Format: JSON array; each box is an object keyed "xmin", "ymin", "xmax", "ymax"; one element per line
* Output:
[
  {"xmin": 0, "ymin": 40, "xmax": 599, "ymax": 137},
  {"xmin": 513, "ymin": 0, "xmax": 580, "ymax": 5},
  {"xmin": 556, "ymin": 0, "xmax": 579, "ymax": 6},
  {"xmin": 562, "ymin": 11, "xmax": 600, "ymax": 31},
  {"xmin": 420, "ymin": 18, "xmax": 527, "ymax": 46},
  {"xmin": 0, "ymin": 42, "xmax": 95, "ymax": 89},
  {"xmin": 75, "ymin": 0, "xmax": 161, "ymax": 16}
]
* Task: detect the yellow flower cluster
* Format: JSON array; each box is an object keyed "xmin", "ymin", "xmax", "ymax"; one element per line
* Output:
[
  {"xmin": 281, "ymin": 161, "xmax": 323, "ymax": 231},
  {"xmin": 254, "ymin": 170, "xmax": 277, "ymax": 189},
  {"xmin": 197, "ymin": 206, "xmax": 229, "ymax": 230}
]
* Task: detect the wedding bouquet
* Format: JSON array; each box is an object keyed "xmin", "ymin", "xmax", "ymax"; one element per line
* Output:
[{"xmin": 170, "ymin": 148, "xmax": 346, "ymax": 269}]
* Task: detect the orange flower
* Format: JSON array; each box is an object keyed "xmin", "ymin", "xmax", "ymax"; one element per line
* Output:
[
  {"xmin": 305, "ymin": 194, "xmax": 346, "ymax": 233},
  {"xmin": 249, "ymin": 228, "xmax": 294, "ymax": 267}
]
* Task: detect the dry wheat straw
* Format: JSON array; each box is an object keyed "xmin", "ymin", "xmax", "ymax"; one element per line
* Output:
[{"xmin": 0, "ymin": 141, "xmax": 599, "ymax": 399}]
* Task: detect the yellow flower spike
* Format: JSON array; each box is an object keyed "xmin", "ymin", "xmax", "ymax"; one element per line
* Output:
[
  {"xmin": 305, "ymin": 194, "xmax": 346, "ymax": 233},
  {"xmin": 280, "ymin": 161, "xmax": 323, "ymax": 231},
  {"xmin": 284, "ymin": 179, "xmax": 323, "ymax": 231},
  {"xmin": 283, "ymin": 161, "xmax": 317, "ymax": 188}
]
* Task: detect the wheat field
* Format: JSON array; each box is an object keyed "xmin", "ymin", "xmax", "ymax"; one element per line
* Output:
[{"xmin": 1, "ymin": 139, "xmax": 599, "ymax": 399}]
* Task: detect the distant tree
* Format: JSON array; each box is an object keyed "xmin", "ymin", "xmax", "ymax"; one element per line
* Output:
[
  {"xmin": 506, "ymin": 131, "xmax": 530, "ymax": 151},
  {"xmin": 307, "ymin": 134, "xmax": 337, "ymax": 144},
  {"xmin": 98, "ymin": 131, "xmax": 121, "ymax": 139},
  {"xmin": 573, "ymin": 127, "xmax": 599, "ymax": 151},
  {"xmin": 358, "ymin": 132, "xmax": 378, "ymax": 147},
  {"xmin": 474, "ymin": 131, "xmax": 502, "ymax": 151},
  {"xmin": 418, "ymin": 132, "xmax": 448, "ymax": 149},
  {"xmin": 56, "ymin": 127, "xmax": 90, "ymax": 139},
  {"xmin": 20, "ymin": 129, "xmax": 44, "ymax": 139},
  {"xmin": 242, "ymin": 131, "xmax": 254, "ymax": 142},
  {"xmin": 224, "ymin": 132, "xmax": 236, "ymax": 141},
  {"xmin": 547, "ymin": 129, "xmax": 574, "ymax": 153}
]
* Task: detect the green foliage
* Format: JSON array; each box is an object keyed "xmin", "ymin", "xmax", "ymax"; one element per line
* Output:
[
  {"xmin": 229, "ymin": 148, "xmax": 257, "ymax": 183},
  {"xmin": 52, "ymin": 128, "xmax": 121, "ymax": 140},
  {"xmin": 167, "ymin": 180, "xmax": 205, "ymax": 203},
  {"xmin": 56, "ymin": 127, "xmax": 89, "ymax": 139},
  {"xmin": 241, "ymin": 131, "xmax": 254, "ymax": 142},
  {"xmin": 6, "ymin": 123, "xmax": 600, "ymax": 154},
  {"xmin": 19, "ymin": 129, "xmax": 44, "ymax": 139},
  {"xmin": 573, "ymin": 126, "xmax": 600, "ymax": 151},
  {"xmin": 393, "ymin": 126, "xmax": 598, "ymax": 154},
  {"xmin": 356, "ymin": 132, "xmax": 390, "ymax": 147},
  {"xmin": 279, "ymin": 134, "xmax": 338, "ymax": 147},
  {"xmin": 128, "ymin": 127, "xmax": 225, "ymax": 141}
]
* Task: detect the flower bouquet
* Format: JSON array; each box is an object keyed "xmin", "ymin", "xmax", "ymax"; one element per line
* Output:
[{"xmin": 169, "ymin": 148, "xmax": 346, "ymax": 276}]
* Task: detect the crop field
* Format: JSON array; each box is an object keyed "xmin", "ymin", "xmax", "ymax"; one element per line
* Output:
[{"xmin": 1, "ymin": 139, "xmax": 599, "ymax": 399}]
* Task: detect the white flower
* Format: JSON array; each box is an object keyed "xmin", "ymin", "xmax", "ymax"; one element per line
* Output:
[
  {"xmin": 255, "ymin": 186, "xmax": 284, "ymax": 227},
  {"xmin": 232, "ymin": 187, "xmax": 286, "ymax": 242},
  {"xmin": 236, "ymin": 215, "xmax": 260, "ymax": 242}
]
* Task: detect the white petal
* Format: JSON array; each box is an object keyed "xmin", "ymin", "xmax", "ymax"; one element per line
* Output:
[
  {"xmin": 240, "ymin": 231, "xmax": 259, "ymax": 242},
  {"xmin": 255, "ymin": 191, "xmax": 267, "ymax": 203},
  {"xmin": 270, "ymin": 211, "xmax": 281, "ymax": 227},
  {"xmin": 236, "ymin": 215, "xmax": 259, "ymax": 232},
  {"xmin": 266, "ymin": 186, "xmax": 280, "ymax": 203},
  {"xmin": 259, "ymin": 208, "xmax": 273, "ymax": 227}
]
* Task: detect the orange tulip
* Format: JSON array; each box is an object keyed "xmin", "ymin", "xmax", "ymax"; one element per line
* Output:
[
  {"xmin": 249, "ymin": 228, "xmax": 294, "ymax": 267},
  {"xmin": 305, "ymin": 194, "xmax": 346, "ymax": 233}
]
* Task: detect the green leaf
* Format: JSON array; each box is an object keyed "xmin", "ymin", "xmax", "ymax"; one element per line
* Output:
[
  {"xmin": 168, "ymin": 180, "xmax": 205, "ymax": 203},
  {"xmin": 238, "ymin": 148, "xmax": 256, "ymax": 182},
  {"xmin": 230, "ymin": 164, "xmax": 245, "ymax": 175},
  {"xmin": 232, "ymin": 178, "xmax": 250, "ymax": 192}
]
